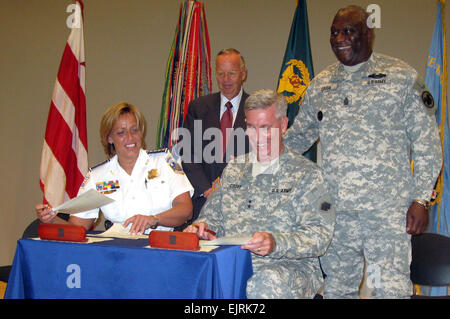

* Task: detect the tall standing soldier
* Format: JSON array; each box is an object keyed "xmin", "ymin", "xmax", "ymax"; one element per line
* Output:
[
  {"xmin": 284, "ymin": 5, "xmax": 442, "ymax": 298},
  {"xmin": 180, "ymin": 48, "xmax": 250, "ymax": 227}
]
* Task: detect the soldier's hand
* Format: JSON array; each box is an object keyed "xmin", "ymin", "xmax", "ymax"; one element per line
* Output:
[
  {"xmin": 242, "ymin": 232, "xmax": 276, "ymax": 256},
  {"xmin": 406, "ymin": 202, "xmax": 429, "ymax": 235},
  {"xmin": 184, "ymin": 222, "xmax": 216, "ymax": 240}
]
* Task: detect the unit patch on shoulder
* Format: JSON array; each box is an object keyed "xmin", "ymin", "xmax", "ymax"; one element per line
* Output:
[
  {"xmin": 421, "ymin": 91, "xmax": 434, "ymax": 109},
  {"xmin": 413, "ymin": 78, "xmax": 436, "ymax": 113}
]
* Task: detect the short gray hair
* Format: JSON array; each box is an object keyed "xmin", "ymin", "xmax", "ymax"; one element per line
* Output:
[
  {"xmin": 244, "ymin": 89, "xmax": 287, "ymax": 119},
  {"xmin": 335, "ymin": 5, "xmax": 369, "ymax": 23},
  {"xmin": 216, "ymin": 48, "xmax": 246, "ymax": 71}
]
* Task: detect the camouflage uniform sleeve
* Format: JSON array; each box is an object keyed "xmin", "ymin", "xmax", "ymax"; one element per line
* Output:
[
  {"xmin": 404, "ymin": 78, "xmax": 442, "ymax": 201},
  {"xmin": 283, "ymin": 89, "xmax": 319, "ymax": 154},
  {"xmin": 270, "ymin": 170, "xmax": 335, "ymax": 259},
  {"xmin": 196, "ymin": 177, "xmax": 226, "ymax": 237}
]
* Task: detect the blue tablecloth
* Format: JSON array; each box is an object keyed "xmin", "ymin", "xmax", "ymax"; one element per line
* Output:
[{"xmin": 5, "ymin": 237, "xmax": 253, "ymax": 299}]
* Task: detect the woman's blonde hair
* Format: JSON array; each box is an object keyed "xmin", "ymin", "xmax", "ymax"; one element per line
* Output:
[{"xmin": 99, "ymin": 102, "xmax": 147, "ymax": 158}]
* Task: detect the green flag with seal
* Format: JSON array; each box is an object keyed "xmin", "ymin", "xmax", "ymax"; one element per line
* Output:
[{"xmin": 277, "ymin": 0, "xmax": 315, "ymax": 161}]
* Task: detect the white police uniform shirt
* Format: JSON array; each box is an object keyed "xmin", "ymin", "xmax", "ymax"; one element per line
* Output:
[{"xmin": 74, "ymin": 149, "xmax": 194, "ymax": 233}]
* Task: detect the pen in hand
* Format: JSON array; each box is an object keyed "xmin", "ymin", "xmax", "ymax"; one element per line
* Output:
[
  {"xmin": 188, "ymin": 224, "xmax": 216, "ymax": 239},
  {"xmin": 205, "ymin": 229, "xmax": 216, "ymax": 236}
]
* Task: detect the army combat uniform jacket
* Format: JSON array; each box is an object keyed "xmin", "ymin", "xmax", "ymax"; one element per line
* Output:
[
  {"xmin": 284, "ymin": 53, "xmax": 442, "ymax": 298},
  {"xmin": 197, "ymin": 148, "xmax": 335, "ymax": 298},
  {"xmin": 285, "ymin": 52, "xmax": 442, "ymax": 211}
]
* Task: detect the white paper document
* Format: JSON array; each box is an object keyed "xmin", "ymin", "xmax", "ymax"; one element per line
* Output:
[
  {"xmin": 199, "ymin": 235, "xmax": 252, "ymax": 246},
  {"xmin": 53, "ymin": 189, "xmax": 115, "ymax": 214},
  {"xmin": 93, "ymin": 223, "xmax": 148, "ymax": 239}
]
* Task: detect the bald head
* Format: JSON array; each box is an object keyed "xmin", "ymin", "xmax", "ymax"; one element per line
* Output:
[
  {"xmin": 334, "ymin": 5, "xmax": 370, "ymax": 25},
  {"xmin": 330, "ymin": 5, "xmax": 374, "ymax": 66}
]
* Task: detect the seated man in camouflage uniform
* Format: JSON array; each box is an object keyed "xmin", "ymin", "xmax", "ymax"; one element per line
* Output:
[{"xmin": 184, "ymin": 89, "xmax": 335, "ymax": 298}]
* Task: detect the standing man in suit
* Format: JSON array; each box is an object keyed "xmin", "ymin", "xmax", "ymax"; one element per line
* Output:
[{"xmin": 181, "ymin": 48, "xmax": 250, "ymax": 225}]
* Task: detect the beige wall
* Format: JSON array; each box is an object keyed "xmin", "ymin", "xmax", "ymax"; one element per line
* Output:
[{"xmin": 0, "ymin": 0, "xmax": 447, "ymax": 266}]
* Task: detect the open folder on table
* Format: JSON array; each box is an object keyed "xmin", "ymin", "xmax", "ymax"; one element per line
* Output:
[
  {"xmin": 53, "ymin": 189, "xmax": 115, "ymax": 214},
  {"xmin": 199, "ymin": 235, "xmax": 252, "ymax": 246}
]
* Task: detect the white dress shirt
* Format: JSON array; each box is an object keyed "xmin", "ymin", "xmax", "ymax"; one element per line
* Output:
[{"xmin": 74, "ymin": 149, "xmax": 194, "ymax": 233}]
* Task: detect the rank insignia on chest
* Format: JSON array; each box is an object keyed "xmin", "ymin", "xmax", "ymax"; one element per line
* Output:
[
  {"xmin": 320, "ymin": 201, "xmax": 332, "ymax": 211},
  {"xmin": 148, "ymin": 169, "xmax": 159, "ymax": 180},
  {"xmin": 343, "ymin": 96, "xmax": 351, "ymax": 106},
  {"xmin": 96, "ymin": 180, "xmax": 120, "ymax": 194},
  {"xmin": 317, "ymin": 111, "xmax": 323, "ymax": 121}
]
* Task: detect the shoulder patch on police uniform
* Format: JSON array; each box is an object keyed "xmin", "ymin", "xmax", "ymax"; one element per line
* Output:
[
  {"xmin": 79, "ymin": 171, "xmax": 91, "ymax": 190},
  {"xmin": 165, "ymin": 152, "xmax": 184, "ymax": 174}
]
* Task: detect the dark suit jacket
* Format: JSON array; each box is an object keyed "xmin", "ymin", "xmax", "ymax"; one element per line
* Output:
[{"xmin": 181, "ymin": 91, "xmax": 250, "ymax": 221}]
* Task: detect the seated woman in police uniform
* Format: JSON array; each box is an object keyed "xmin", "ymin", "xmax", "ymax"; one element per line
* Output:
[{"xmin": 35, "ymin": 102, "xmax": 194, "ymax": 235}]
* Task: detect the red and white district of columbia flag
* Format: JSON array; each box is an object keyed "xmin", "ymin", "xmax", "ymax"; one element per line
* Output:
[{"xmin": 40, "ymin": 0, "xmax": 88, "ymax": 207}]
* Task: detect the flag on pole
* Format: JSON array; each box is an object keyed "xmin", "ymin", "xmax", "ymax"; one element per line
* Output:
[
  {"xmin": 157, "ymin": 0, "xmax": 212, "ymax": 149},
  {"xmin": 423, "ymin": 0, "xmax": 449, "ymax": 296},
  {"xmin": 39, "ymin": 0, "xmax": 88, "ymax": 208},
  {"xmin": 277, "ymin": 0, "xmax": 316, "ymax": 161},
  {"xmin": 427, "ymin": 0, "xmax": 449, "ymax": 237}
]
